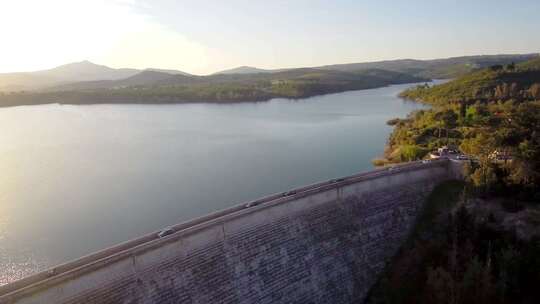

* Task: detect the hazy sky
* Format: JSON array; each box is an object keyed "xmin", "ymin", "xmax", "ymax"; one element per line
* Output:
[{"xmin": 1, "ymin": 0, "xmax": 539, "ymax": 75}]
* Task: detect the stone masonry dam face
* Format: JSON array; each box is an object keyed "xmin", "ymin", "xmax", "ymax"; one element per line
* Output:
[{"xmin": 0, "ymin": 159, "xmax": 463, "ymax": 304}]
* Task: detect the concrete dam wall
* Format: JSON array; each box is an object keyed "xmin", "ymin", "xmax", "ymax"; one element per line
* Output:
[{"xmin": 0, "ymin": 159, "xmax": 461, "ymax": 304}]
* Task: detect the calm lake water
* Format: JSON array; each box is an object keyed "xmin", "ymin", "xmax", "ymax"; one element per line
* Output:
[{"xmin": 0, "ymin": 83, "xmax": 429, "ymax": 284}]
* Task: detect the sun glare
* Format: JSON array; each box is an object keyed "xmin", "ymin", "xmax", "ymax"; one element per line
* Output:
[{"xmin": 0, "ymin": 0, "xmax": 209, "ymax": 73}]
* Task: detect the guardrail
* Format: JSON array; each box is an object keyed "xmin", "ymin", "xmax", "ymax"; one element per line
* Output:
[{"xmin": 0, "ymin": 158, "xmax": 449, "ymax": 300}]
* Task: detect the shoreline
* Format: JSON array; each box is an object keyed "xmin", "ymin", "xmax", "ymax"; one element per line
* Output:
[{"xmin": 0, "ymin": 81, "xmax": 430, "ymax": 108}]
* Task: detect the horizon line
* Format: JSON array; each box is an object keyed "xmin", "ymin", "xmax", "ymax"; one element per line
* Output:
[{"xmin": 1, "ymin": 51, "xmax": 538, "ymax": 76}]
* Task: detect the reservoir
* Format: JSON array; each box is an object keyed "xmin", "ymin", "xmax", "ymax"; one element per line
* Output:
[{"xmin": 0, "ymin": 82, "xmax": 429, "ymax": 284}]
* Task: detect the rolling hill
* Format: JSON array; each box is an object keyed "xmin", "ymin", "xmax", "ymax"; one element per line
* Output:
[
  {"xmin": 50, "ymin": 70, "xmax": 190, "ymax": 91},
  {"xmin": 214, "ymin": 66, "xmax": 278, "ymax": 75},
  {"xmin": 317, "ymin": 54, "xmax": 538, "ymax": 79},
  {"xmin": 208, "ymin": 54, "xmax": 538, "ymax": 78}
]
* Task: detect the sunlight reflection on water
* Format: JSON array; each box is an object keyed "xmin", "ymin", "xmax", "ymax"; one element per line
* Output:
[{"xmin": 0, "ymin": 216, "xmax": 48, "ymax": 284}]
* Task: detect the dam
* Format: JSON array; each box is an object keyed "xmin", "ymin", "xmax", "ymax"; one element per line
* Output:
[{"xmin": 0, "ymin": 159, "xmax": 463, "ymax": 304}]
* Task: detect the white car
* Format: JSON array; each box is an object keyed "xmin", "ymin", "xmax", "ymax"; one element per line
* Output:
[{"xmin": 158, "ymin": 227, "xmax": 174, "ymax": 238}]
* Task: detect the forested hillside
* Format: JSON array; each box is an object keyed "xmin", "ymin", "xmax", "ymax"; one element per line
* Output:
[
  {"xmin": 0, "ymin": 68, "xmax": 427, "ymax": 107},
  {"xmin": 383, "ymin": 56, "xmax": 540, "ymax": 193},
  {"xmin": 399, "ymin": 59, "xmax": 540, "ymax": 105},
  {"xmin": 319, "ymin": 54, "xmax": 538, "ymax": 78},
  {"xmin": 368, "ymin": 56, "xmax": 540, "ymax": 304}
]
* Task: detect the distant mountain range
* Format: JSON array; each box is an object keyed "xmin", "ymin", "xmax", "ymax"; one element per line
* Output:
[
  {"xmin": 215, "ymin": 54, "xmax": 539, "ymax": 78},
  {"xmin": 1, "ymin": 54, "xmax": 537, "ymax": 93},
  {"xmin": 0, "ymin": 53, "xmax": 538, "ymax": 107},
  {"xmin": 0, "ymin": 61, "xmax": 190, "ymax": 91}
]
